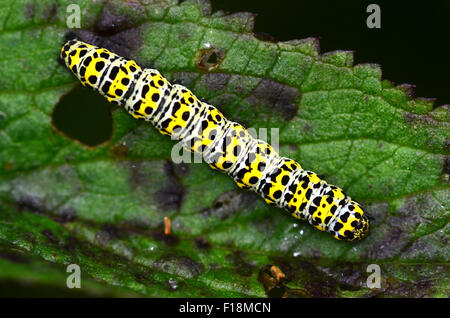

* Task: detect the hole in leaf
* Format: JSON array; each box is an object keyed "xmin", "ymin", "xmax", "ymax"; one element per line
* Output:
[
  {"xmin": 207, "ymin": 51, "xmax": 218, "ymax": 64},
  {"xmin": 52, "ymin": 85, "xmax": 114, "ymax": 147},
  {"xmin": 195, "ymin": 47, "xmax": 225, "ymax": 72}
]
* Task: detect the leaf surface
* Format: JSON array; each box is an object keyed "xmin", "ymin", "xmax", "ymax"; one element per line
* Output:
[{"xmin": 0, "ymin": 0, "xmax": 448, "ymax": 297}]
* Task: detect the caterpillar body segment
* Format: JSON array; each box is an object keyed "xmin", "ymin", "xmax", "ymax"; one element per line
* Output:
[{"xmin": 60, "ymin": 40, "xmax": 369, "ymax": 241}]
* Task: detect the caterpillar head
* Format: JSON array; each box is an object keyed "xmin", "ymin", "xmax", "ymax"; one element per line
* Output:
[
  {"xmin": 59, "ymin": 40, "xmax": 97, "ymax": 80},
  {"xmin": 60, "ymin": 39, "xmax": 80, "ymax": 69},
  {"xmin": 330, "ymin": 201, "xmax": 369, "ymax": 241},
  {"xmin": 350, "ymin": 212, "xmax": 369, "ymax": 241}
]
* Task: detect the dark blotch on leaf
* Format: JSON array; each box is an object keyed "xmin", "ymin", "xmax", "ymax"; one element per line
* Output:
[
  {"xmin": 63, "ymin": 236, "xmax": 78, "ymax": 253},
  {"xmin": 200, "ymin": 208, "xmax": 212, "ymax": 218},
  {"xmin": 194, "ymin": 237, "xmax": 211, "ymax": 251},
  {"xmin": 111, "ymin": 143, "xmax": 130, "ymax": 159},
  {"xmin": 318, "ymin": 261, "xmax": 366, "ymax": 291},
  {"xmin": 24, "ymin": 232, "xmax": 36, "ymax": 244},
  {"xmin": 153, "ymin": 254, "xmax": 204, "ymax": 279},
  {"xmin": 151, "ymin": 230, "xmax": 180, "ymax": 246},
  {"xmin": 444, "ymin": 138, "xmax": 450, "ymax": 150},
  {"xmin": 154, "ymin": 162, "xmax": 185, "ymax": 211},
  {"xmin": 403, "ymin": 112, "xmax": 437, "ymax": 127},
  {"xmin": 244, "ymin": 78, "xmax": 300, "ymax": 120},
  {"xmin": 382, "ymin": 267, "xmax": 439, "ymax": 298},
  {"xmin": 55, "ymin": 208, "xmax": 78, "ymax": 223},
  {"xmin": 96, "ymin": 224, "xmax": 122, "ymax": 247},
  {"xmin": 43, "ymin": 3, "xmax": 57, "ymax": 22},
  {"xmin": 226, "ymin": 251, "xmax": 256, "ymax": 277},
  {"xmin": 202, "ymin": 190, "xmax": 248, "ymax": 220},
  {"xmin": 133, "ymin": 272, "xmax": 149, "ymax": 284},
  {"xmin": 25, "ymin": 3, "xmax": 35, "ymax": 19},
  {"xmin": 67, "ymin": 1, "xmax": 145, "ymax": 60},
  {"xmin": 126, "ymin": 161, "xmax": 149, "ymax": 189},
  {"xmin": 199, "ymin": 73, "xmax": 231, "ymax": 93},
  {"xmin": 96, "ymin": 7, "xmax": 132, "ymax": 35},
  {"xmin": 41, "ymin": 229, "xmax": 59, "ymax": 244},
  {"xmin": 442, "ymin": 156, "xmax": 450, "ymax": 175},
  {"xmin": 204, "ymin": 190, "xmax": 256, "ymax": 220},
  {"xmin": 172, "ymin": 162, "xmax": 190, "ymax": 177},
  {"xmin": 70, "ymin": 27, "xmax": 142, "ymax": 61},
  {"xmin": 17, "ymin": 195, "xmax": 45, "ymax": 214},
  {"xmin": 213, "ymin": 191, "xmax": 244, "ymax": 219},
  {"xmin": 170, "ymin": 71, "xmax": 198, "ymax": 87},
  {"xmin": 304, "ymin": 276, "xmax": 338, "ymax": 298}
]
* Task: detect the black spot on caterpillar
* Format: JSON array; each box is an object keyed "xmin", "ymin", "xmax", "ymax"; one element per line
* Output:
[{"xmin": 60, "ymin": 40, "xmax": 369, "ymax": 241}]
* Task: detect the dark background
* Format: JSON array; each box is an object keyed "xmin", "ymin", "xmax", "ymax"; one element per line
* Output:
[{"xmin": 212, "ymin": 0, "xmax": 450, "ymax": 106}]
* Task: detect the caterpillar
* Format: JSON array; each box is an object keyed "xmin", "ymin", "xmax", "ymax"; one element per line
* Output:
[{"xmin": 60, "ymin": 40, "xmax": 369, "ymax": 241}]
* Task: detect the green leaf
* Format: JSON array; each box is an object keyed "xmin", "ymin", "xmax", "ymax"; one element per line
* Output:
[{"xmin": 0, "ymin": 0, "xmax": 448, "ymax": 297}]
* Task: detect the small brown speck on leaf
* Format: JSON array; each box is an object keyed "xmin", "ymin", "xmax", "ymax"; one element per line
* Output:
[{"xmin": 164, "ymin": 216, "xmax": 171, "ymax": 236}]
